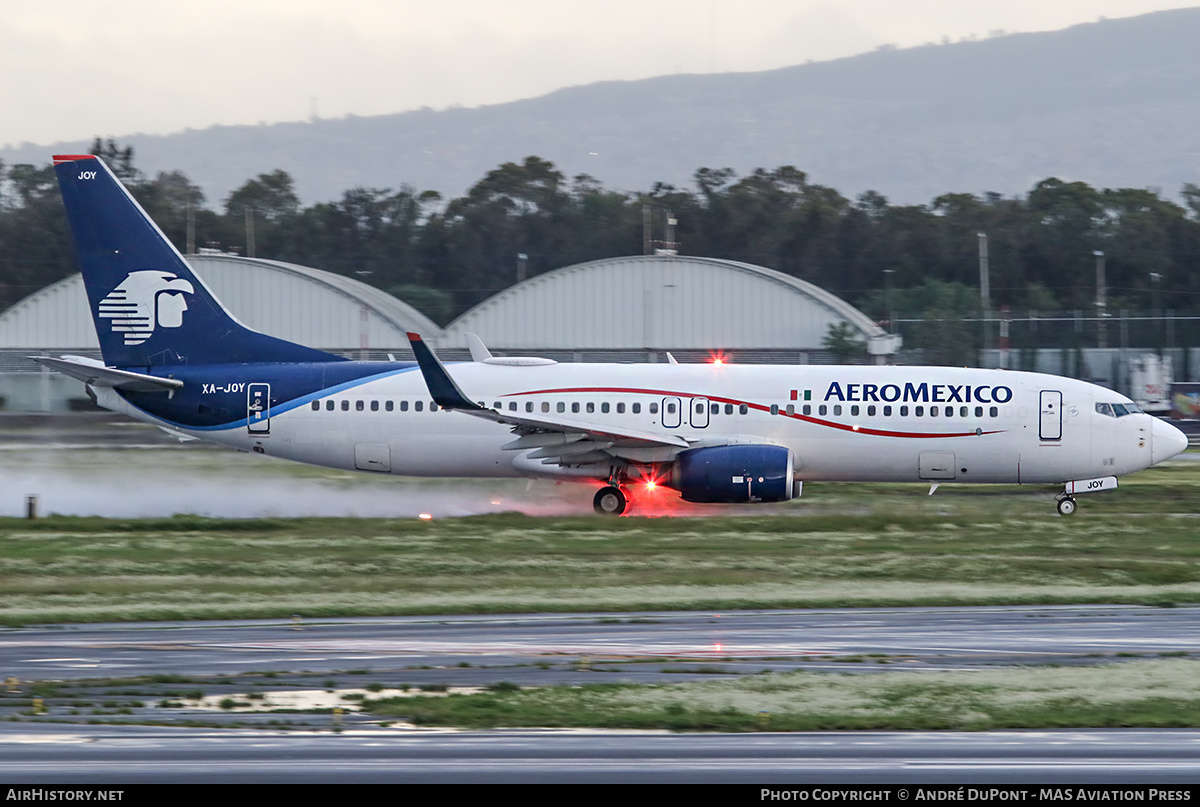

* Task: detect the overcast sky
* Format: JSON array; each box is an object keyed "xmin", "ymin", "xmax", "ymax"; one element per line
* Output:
[{"xmin": 4, "ymin": 1, "xmax": 1198, "ymax": 148}]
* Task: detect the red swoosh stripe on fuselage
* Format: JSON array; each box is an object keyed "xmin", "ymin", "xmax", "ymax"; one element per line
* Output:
[{"xmin": 501, "ymin": 386, "xmax": 1006, "ymax": 440}]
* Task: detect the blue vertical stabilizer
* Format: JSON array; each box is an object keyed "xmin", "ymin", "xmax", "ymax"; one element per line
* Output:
[{"xmin": 53, "ymin": 154, "xmax": 342, "ymax": 368}]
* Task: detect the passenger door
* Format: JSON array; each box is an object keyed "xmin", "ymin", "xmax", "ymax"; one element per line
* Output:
[
  {"xmin": 247, "ymin": 383, "xmax": 271, "ymax": 434},
  {"xmin": 1039, "ymin": 390, "xmax": 1062, "ymax": 441}
]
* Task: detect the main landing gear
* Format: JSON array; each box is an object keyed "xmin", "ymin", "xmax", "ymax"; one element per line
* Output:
[
  {"xmin": 1055, "ymin": 495, "xmax": 1077, "ymax": 516},
  {"xmin": 593, "ymin": 485, "xmax": 629, "ymax": 515}
]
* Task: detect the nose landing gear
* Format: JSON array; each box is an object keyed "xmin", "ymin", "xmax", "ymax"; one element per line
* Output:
[{"xmin": 1055, "ymin": 494, "xmax": 1077, "ymax": 516}]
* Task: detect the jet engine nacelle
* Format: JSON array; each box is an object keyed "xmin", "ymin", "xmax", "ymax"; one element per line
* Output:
[{"xmin": 670, "ymin": 444, "xmax": 795, "ymax": 503}]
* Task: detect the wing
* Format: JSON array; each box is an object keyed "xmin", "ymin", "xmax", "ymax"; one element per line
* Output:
[
  {"xmin": 407, "ymin": 333, "xmax": 688, "ymax": 467},
  {"xmin": 33, "ymin": 355, "xmax": 183, "ymax": 392}
]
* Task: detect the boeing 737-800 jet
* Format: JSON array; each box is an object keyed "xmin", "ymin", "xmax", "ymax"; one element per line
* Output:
[{"xmin": 38, "ymin": 155, "xmax": 1188, "ymax": 515}]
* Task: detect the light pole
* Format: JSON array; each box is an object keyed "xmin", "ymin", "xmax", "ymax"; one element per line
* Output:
[
  {"xmin": 978, "ymin": 232, "xmax": 991, "ymax": 354},
  {"xmin": 1149, "ymin": 271, "xmax": 1162, "ymax": 351},
  {"xmin": 883, "ymin": 268, "xmax": 895, "ymax": 336},
  {"xmin": 1094, "ymin": 250, "xmax": 1107, "ymax": 349}
]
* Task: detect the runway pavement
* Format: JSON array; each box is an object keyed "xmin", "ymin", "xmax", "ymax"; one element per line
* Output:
[{"xmin": 1, "ymin": 606, "xmax": 1197, "ymax": 782}]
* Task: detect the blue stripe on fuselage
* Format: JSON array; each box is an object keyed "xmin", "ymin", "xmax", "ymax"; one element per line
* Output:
[{"xmin": 119, "ymin": 361, "xmax": 420, "ymax": 431}]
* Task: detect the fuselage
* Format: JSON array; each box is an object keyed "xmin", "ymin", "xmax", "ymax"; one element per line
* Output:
[{"xmin": 97, "ymin": 360, "xmax": 1187, "ymax": 487}]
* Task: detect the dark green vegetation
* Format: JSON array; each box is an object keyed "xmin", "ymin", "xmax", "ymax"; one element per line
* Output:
[
  {"xmin": 0, "ymin": 457, "xmax": 1197, "ymax": 625},
  {"xmin": 3, "ymin": 141, "xmax": 1200, "ymax": 355},
  {"xmin": 362, "ymin": 660, "xmax": 1200, "ymax": 732}
]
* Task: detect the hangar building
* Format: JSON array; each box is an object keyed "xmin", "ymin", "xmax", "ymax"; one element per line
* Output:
[
  {"xmin": 0, "ymin": 254, "xmax": 440, "ymax": 410},
  {"xmin": 0, "ymin": 253, "xmax": 896, "ymax": 411},
  {"xmin": 442, "ymin": 255, "xmax": 896, "ymax": 363}
]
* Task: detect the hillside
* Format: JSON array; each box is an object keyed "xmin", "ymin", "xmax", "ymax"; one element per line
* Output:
[{"xmin": 6, "ymin": 8, "xmax": 1200, "ymax": 206}]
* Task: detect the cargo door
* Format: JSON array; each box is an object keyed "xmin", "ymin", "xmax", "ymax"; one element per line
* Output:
[
  {"xmin": 919, "ymin": 451, "xmax": 957, "ymax": 480},
  {"xmin": 355, "ymin": 443, "xmax": 391, "ymax": 473}
]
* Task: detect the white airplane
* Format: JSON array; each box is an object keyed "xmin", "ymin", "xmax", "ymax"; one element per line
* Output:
[{"xmin": 39, "ymin": 154, "xmax": 1189, "ymax": 516}]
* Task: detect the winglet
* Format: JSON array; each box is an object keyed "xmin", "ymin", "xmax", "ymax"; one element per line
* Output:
[
  {"xmin": 465, "ymin": 332, "xmax": 493, "ymax": 362},
  {"xmin": 407, "ymin": 333, "xmax": 486, "ymax": 411}
]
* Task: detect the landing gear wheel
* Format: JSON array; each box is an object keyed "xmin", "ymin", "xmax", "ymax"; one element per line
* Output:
[
  {"xmin": 1056, "ymin": 496, "xmax": 1077, "ymax": 517},
  {"xmin": 593, "ymin": 486, "xmax": 628, "ymax": 515}
]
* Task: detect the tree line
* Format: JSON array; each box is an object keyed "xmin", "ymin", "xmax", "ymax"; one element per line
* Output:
[{"xmin": 3, "ymin": 140, "xmax": 1200, "ymax": 351}]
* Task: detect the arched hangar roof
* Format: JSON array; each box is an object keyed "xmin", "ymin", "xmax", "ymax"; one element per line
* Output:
[
  {"xmin": 442, "ymin": 255, "xmax": 886, "ymax": 351},
  {"xmin": 0, "ymin": 254, "xmax": 441, "ymax": 351}
]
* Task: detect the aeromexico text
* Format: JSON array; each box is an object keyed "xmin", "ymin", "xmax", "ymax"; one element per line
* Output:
[{"xmin": 824, "ymin": 382, "xmax": 1014, "ymax": 404}]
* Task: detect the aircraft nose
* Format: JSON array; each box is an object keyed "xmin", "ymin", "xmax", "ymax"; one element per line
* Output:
[{"xmin": 1151, "ymin": 418, "xmax": 1189, "ymax": 465}]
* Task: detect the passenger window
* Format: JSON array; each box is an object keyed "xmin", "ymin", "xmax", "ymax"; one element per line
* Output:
[
  {"xmin": 960, "ymin": 406, "xmax": 968, "ymax": 418},
  {"xmin": 587, "ymin": 402, "xmax": 595, "ymax": 413},
  {"xmin": 867, "ymin": 405, "xmax": 876, "ymax": 416},
  {"xmin": 400, "ymin": 400, "xmax": 409, "ymax": 412},
  {"xmin": 617, "ymin": 403, "xmax": 626, "ymax": 414},
  {"xmin": 371, "ymin": 400, "xmax": 379, "ymax": 412},
  {"xmin": 770, "ymin": 404, "xmax": 779, "ymax": 415},
  {"xmin": 786, "ymin": 404, "xmax": 794, "ymax": 415},
  {"xmin": 850, "ymin": 405, "xmax": 859, "ymax": 416},
  {"xmin": 930, "ymin": 407, "xmax": 937, "ymax": 417},
  {"xmin": 632, "ymin": 403, "xmax": 642, "ymax": 414},
  {"xmin": 666, "ymin": 402, "xmax": 676, "ymax": 414},
  {"xmin": 571, "ymin": 402, "xmax": 580, "ymax": 413},
  {"xmin": 526, "ymin": 402, "xmax": 534, "ymax": 412},
  {"xmin": 430, "ymin": 402, "xmax": 439, "ymax": 411},
  {"xmin": 556, "ymin": 402, "xmax": 565, "ymax": 413},
  {"xmin": 649, "ymin": 403, "xmax": 658, "ymax": 414},
  {"xmin": 818, "ymin": 405, "xmax": 827, "ymax": 416},
  {"xmin": 915, "ymin": 406, "xmax": 923, "ymax": 416},
  {"xmin": 415, "ymin": 401, "xmax": 423, "ymax": 412},
  {"xmin": 802, "ymin": 404, "xmax": 811, "ymax": 415},
  {"xmin": 724, "ymin": 404, "xmax": 733, "ymax": 415},
  {"xmin": 602, "ymin": 403, "xmax": 610, "ymax": 414},
  {"xmin": 341, "ymin": 400, "xmax": 350, "ymax": 411},
  {"xmin": 541, "ymin": 402, "xmax": 550, "ymax": 413},
  {"xmin": 711, "ymin": 403, "xmax": 719, "ymax": 415},
  {"xmin": 883, "ymin": 405, "xmax": 892, "ymax": 416},
  {"xmin": 326, "ymin": 400, "xmax": 334, "ymax": 411},
  {"xmin": 990, "ymin": 406, "xmax": 998, "ymax": 417},
  {"xmin": 311, "ymin": 401, "xmax": 319, "ymax": 411},
  {"xmin": 509, "ymin": 402, "xmax": 517, "ymax": 411},
  {"xmin": 739, "ymin": 404, "xmax": 748, "ymax": 415},
  {"xmin": 975, "ymin": 406, "xmax": 983, "ymax": 418},
  {"xmin": 833, "ymin": 405, "xmax": 842, "ymax": 416},
  {"xmin": 385, "ymin": 401, "xmax": 394, "ymax": 412}
]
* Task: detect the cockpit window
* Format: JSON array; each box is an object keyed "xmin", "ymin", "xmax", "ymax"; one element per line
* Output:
[{"xmin": 1096, "ymin": 402, "xmax": 1140, "ymax": 418}]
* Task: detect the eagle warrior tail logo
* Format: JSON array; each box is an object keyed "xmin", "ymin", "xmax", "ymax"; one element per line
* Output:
[{"xmin": 98, "ymin": 270, "xmax": 195, "ymax": 346}]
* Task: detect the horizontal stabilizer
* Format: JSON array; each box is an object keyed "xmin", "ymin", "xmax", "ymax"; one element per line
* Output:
[{"xmin": 33, "ymin": 355, "xmax": 183, "ymax": 392}]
